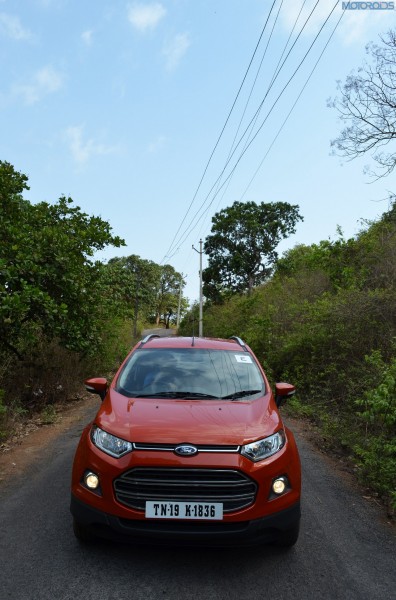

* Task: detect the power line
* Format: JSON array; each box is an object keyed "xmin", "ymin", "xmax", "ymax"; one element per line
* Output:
[
  {"xmin": 197, "ymin": 0, "xmax": 340, "ymax": 221},
  {"xmin": 168, "ymin": 0, "xmax": 329, "ymax": 253},
  {"xmin": 199, "ymin": 0, "xmax": 286, "ymax": 242},
  {"xmin": 221, "ymin": 0, "xmax": 286, "ymax": 170},
  {"xmin": 198, "ymin": 0, "xmax": 309, "ymax": 238},
  {"xmin": 240, "ymin": 8, "xmax": 345, "ymax": 200},
  {"xmin": 215, "ymin": 0, "xmax": 341, "ymax": 195},
  {"xmin": 235, "ymin": 0, "xmax": 309, "ymax": 162},
  {"xmin": 160, "ymin": 0, "xmax": 278, "ymax": 263},
  {"xmin": 163, "ymin": 0, "xmax": 341, "ymax": 270}
]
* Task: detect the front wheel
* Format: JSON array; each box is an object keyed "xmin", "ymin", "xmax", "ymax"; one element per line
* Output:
[
  {"xmin": 274, "ymin": 522, "xmax": 300, "ymax": 548},
  {"xmin": 73, "ymin": 518, "xmax": 96, "ymax": 543}
]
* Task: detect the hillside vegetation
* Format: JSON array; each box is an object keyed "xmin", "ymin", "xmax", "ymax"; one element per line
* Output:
[
  {"xmin": 181, "ymin": 204, "xmax": 396, "ymax": 514},
  {"xmin": 0, "ymin": 161, "xmax": 185, "ymax": 439}
]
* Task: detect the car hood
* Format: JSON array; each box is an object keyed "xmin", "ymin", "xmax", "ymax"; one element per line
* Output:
[{"xmin": 96, "ymin": 388, "xmax": 280, "ymax": 445}]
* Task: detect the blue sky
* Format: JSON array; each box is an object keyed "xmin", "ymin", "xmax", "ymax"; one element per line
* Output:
[{"xmin": 1, "ymin": 1, "xmax": 395, "ymax": 303}]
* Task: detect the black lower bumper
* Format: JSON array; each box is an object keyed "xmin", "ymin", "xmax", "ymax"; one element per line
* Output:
[{"xmin": 70, "ymin": 495, "xmax": 301, "ymax": 546}]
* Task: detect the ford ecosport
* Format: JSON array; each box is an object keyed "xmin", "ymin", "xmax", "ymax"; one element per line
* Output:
[{"xmin": 70, "ymin": 335, "xmax": 301, "ymax": 547}]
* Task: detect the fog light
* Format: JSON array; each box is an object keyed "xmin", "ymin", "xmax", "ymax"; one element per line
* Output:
[
  {"xmin": 84, "ymin": 471, "xmax": 100, "ymax": 490},
  {"xmin": 272, "ymin": 477, "xmax": 287, "ymax": 495}
]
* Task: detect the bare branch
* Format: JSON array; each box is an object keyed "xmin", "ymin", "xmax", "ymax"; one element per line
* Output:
[{"xmin": 330, "ymin": 30, "xmax": 396, "ymax": 179}]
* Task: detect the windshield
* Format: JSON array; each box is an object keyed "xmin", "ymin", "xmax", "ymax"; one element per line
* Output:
[{"xmin": 116, "ymin": 348, "xmax": 265, "ymax": 400}]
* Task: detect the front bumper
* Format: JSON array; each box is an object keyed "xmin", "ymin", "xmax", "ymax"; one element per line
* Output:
[{"xmin": 70, "ymin": 494, "xmax": 301, "ymax": 546}]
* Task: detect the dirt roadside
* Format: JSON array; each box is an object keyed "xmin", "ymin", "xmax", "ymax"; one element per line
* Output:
[{"xmin": 0, "ymin": 393, "xmax": 96, "ymax": 485}]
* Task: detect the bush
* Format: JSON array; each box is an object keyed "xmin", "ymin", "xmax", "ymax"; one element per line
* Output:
[
  {"xmin": 195, "ymin": 203, "xmax": 396, "ymax": 513},
  {"xmin": 354, "ymin": 353, "xmax": 396, "ymax": 510},
  {"xmin": 0, "ymin": 316, "xmax": 135, "ymax": 441}
]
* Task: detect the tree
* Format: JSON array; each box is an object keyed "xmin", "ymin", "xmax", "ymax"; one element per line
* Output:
[
  {"xmin": 203, "ymin": 200, "xmax": 303, "ymax": 301},
  {"xmin": 106, "ymin": 255, "xmax": 161, "ymax": 335},
  {"xmin": 105, "ymin": 259, "xmax": 187, "ymax": 330},
  {"xmin": 329, "ymin": 30, "xmax": 396, "ymax": 179},
  {"xmin": 155, "ymin": 265, "xmax": 186, "ymax": 328},
  {"xmin": 0, "ymin": 161, "xmax": 125, "ymax": 359}
]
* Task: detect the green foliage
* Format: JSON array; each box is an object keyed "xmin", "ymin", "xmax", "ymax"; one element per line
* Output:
[
  {"xmin": 155, "ymin": 264, "xmax": 186, "ymax": 328},
  {"xmin": 0, "ymin": 160, "xmax": 190, "ymax": 440},
  {"xmin": 90, "ymin": 316, "xmax": 135, "ymax": 374},
  {"xmin": 105, "ymin": 257, "xmax": 186, "ymax": 330},
  {"xmin": 275, "ymin": 237, "xmax": 362, "ymax": 291},
  {"xmin": 40, "ymin": 404, "xmax": 58, "ymax": 425},
  {"xmin": 0, "ymin": 161, "xmax": 125, "ymax": 359},
  {"xmin": 198, "ymin": 201, "xmax": 396, "ymax": 512},
  {"xmin": 106, "ymin": 255, "xmax": 161, "ymax": 320},
  {"xmin": 353, "ymin": 353, "xmax": 396, "ymax": 509},
  {"xmin": 203, "ymin": 200, "xmax": 303, "ymax": 300},
  {"xmin": 179, "ymin": 301, "xmax": 200, "ymax": 337},
  {"xmin": 356, "ymin": 351, "xmax": 396, "ymax": 428}
]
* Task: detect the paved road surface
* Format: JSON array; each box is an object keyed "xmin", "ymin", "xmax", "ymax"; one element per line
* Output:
[
  {"xmin": 0, "ymin": 403, "xmax": 395, "ymax": 600},
  {"xmin": 141, "ymin": 328, "xmax": 177, "ymax": 338}
]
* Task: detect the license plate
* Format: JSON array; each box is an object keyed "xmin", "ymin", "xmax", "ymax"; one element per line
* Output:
[{"xmin": 145, "ymin": 501, "xmax": 223, "ymax": 520}]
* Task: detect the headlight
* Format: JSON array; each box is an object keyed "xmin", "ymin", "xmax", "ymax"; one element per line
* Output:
[
  {"xmin": 241, "ymin": 430, "xmax": 286, "ymax": 462},
  {"xmin": 91, "ymin": 425, "xmax": 133, "ymax": 458}
]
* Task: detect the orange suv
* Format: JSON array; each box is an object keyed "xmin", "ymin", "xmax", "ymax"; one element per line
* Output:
[{"xmin": 71, "ymin": 335, "xmax": 301, "ymax": 547}]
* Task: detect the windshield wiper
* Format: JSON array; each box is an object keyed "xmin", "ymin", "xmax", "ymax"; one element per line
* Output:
[
  {"xmin": 221, "ymin": 389, "xmax": 262, "ymax": 401},
  {"xmin": 133, "ymin": 391, "xmax": 219, "ymax": 399}
]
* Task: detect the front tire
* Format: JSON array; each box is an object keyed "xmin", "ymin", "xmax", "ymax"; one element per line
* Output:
[
  {"xmin": 73, "ymin": 518, "xmax": 95, "ymax": 543},
  {"xmin": 274, "ymin": 522, "xmax": 300, "ymax": 548}
]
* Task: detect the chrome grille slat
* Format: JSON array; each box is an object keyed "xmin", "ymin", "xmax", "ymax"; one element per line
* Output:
[
  {"xmin": 114, "ymin": 468, "xmax": 257, "ymax": 513},
  {"xmin": 133, "ymin": 443, "xmax": 240, "ymax": 453},
  {"xmin": 117, "ymin": 479, "xmax": 251, "ymax": 488}
]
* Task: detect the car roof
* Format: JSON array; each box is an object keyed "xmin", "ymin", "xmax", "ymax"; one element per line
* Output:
[{"xmin": 139, "ymin": 336, "xmax": 248, "ymax": 352}]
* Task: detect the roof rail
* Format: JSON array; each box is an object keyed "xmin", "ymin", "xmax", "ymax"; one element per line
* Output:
[
  {"xmin": 140, "ymin": 334, "xmax": 161, "ymax": 346},
  {"xmin": 229, "ymin": 336, "xmax": 248, "ymax": 350}
]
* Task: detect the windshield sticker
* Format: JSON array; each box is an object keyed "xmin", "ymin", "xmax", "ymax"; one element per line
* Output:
[{"xmin": 235, "ymin": 354, "xmax": 252, "ymax": 364}]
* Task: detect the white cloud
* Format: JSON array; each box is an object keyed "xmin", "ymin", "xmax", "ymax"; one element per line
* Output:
[
  {"xmin": 12, "ymin": 66, "xmax": 63, "ymax": 104},
  {"xmin": 127, "ymin": 2, "xmax": 166, "ymax": 32},
  {"xmin": 162, "ymin": 32, "xmax": 191, "ymax": 71},
  {"xmin": 147, "ymin": 135, "xmax": 167, "ymax": 153},
  {"xmin": 0, "ymin": 12, "xmax": 32, "ymax": 40},
  {"xmin": 337, "ymin": 9, "xmax": 387, "ymax": 46},
  {"xmin": 65, "ymin": 125, "xmax": 118, "ymax": 166},
  {"xmin": 280, "ymin": 1, "xmax": 340, "ymax": 36},
  {"xmin": 81, "ymin": 29, "xmax": 93, "ymax": 46}
]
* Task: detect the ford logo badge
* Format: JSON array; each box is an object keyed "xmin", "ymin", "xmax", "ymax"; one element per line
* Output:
[{"xmin": 174, "ymin": 444, "xmax": 198, "ymax": 457}]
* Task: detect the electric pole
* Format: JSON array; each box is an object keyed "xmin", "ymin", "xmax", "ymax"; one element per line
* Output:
[
  {"xmin": 192, "ymin": 239, "xmax": 203, "ymax": 337},
  {"xmin": 176, "ymin": 274, "xmax": 185, "ymax": 330}
]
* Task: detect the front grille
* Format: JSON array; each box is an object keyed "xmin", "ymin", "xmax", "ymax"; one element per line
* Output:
[
  {"xmin": 133, "ymin": 443, "xmax": 240, "ymax": 453},
  {"xmin": 114, "ymin": 468, "xmax": 257, "ymax": 513}
]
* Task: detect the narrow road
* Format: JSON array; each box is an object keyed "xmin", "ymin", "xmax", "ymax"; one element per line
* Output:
[
  {"xmin": 141, "ymin": 328, "xmax": 178, "ymax": 338},
  {"xmin": 0, "ymin": 404, "xmax": 394, "ymax": 600}
]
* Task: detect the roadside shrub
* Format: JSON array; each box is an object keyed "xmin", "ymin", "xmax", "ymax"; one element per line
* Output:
[
  {"xmin": 0, "ymin": 316, "xmax": 134, "ymax": 440},
  {"xmin": 196, "ymin": 204, "xmax": 396, "ymax": 513},
  {"xmin": 353, "ymin": 353, "xmax": 396, "ymax": 510},
  {"xmin": 0, "ymin": 389, "xmax": 7, "ymax": 441}
]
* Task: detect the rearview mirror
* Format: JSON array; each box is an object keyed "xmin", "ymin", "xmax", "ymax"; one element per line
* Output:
[
  {"xmin": 84, "ymin": 377, "xmax": 108, "ymax": 401},
  {"xmin": 275, "ymin": 382, "xmax": 296, "ymax": 408}
]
